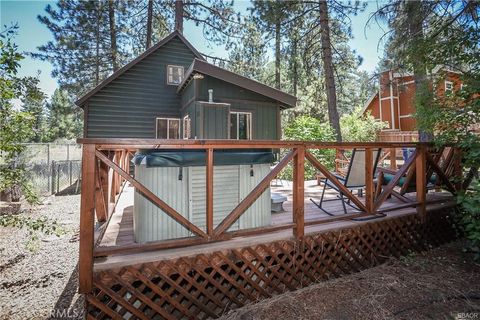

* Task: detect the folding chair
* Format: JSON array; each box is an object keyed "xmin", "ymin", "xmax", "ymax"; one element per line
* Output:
[{"xmin": 310, "ymin": 148, "xmax": 381, "ymax": 216}]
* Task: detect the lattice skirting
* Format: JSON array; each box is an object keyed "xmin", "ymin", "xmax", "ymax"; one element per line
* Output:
[{"xmin": 86, "ymin": 210, "xmax": 457, "ymax": 320}]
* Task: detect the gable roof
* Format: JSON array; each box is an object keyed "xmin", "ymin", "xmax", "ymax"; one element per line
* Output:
[
  {"xmin": 361, "ymin": 92, "xmax": 378, "ymax": 115},
  {"xmin": 75, "ymin": 31, "xmax": 204, "ymax": 107},
  {"xmin": 177, "ymin": 59, "xmax": 297, "ymax": 109}
]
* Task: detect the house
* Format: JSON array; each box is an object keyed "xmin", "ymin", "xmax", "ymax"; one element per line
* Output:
[
  {"xmin": 362, "ymin": 68, "xmax": 463, "ymax": 132},
  {"xmin": 75, "ymin": 31, "xmax": 296, "ymax": 140}
]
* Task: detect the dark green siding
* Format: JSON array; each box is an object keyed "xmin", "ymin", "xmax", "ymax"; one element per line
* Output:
[
  {"xmin": 197, "ymin": 76, "xmax": 276, "ymax": 102},
  {"xmin": 86, "ymin": 37, "xmax": 197, "ymax": 138},
  {"xmin": 180, "ymin": 79, "xmax": 195, "ymax": 109},
  {"xmin": 198, "ymin": 103, "xmax": 230, "ymax": 139},
  {"xmin": 195, "ymin": 75, "xmax": 280, "ymax": 140}
]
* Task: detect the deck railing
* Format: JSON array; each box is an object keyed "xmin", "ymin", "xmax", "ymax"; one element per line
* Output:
[{"xmin": 77, "ymin": 139, "xmax": 461, "ymax": 293}]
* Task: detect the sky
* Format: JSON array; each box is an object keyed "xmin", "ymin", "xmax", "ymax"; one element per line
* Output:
[{"xmin": 1, "ymin": 0, "xmax": 388, "ymax": 101}]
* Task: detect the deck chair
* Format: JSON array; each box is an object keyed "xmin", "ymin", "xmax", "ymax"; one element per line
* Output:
[
  {"xmin": 310, "ymin": 148, "xmax": 382, "ymax": 216},
  {"xmin": 375, "ymin": 147, "xmax": 457, "ymax": 201}
]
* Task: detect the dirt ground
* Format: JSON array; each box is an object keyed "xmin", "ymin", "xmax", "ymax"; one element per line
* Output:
[
  {"xmin": 0, "ymin": 194, "xmax": 84, "ymax": 320},
  {"xmin": 220, "ymin": 240, "xmax": 480, "ymax": 320}
]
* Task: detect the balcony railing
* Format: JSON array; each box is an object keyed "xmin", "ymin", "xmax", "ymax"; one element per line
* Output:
[{"xmin": 77, "ymin": 139, "xmax": 461, "ymax": 293}]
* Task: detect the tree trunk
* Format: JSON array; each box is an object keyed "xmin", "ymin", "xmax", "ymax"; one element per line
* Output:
[
  {"xmin": 95, "ymin": 1, "xmax": 101, "ymax": 85},
  {"xmin": 319, "ymin": 0, "xmax": 342, "ymax": 141},
  {"xmin": 108, "ymin": 0, "xmax": 118, "ymax": 71},
  {"xmin": 175, "ymin": 0, "xmax": 184, "ymax": 33},
  {"xmin": 146, "ymin": 0, "xmax": 153, "ymax": 49},
  {"xmin": 292, "ymin": 33, "xmax": 298, "ymax": 97},
  {"xmin": 275, "ymin": 19, "xmax": 281, "ymax": 90},
  {"xmin": 406, "ymin": 1, "xmax": 431, "ymax": 142}
]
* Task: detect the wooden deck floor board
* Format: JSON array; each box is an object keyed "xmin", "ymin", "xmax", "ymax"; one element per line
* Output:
[{"xmin": 94, "ymin": 180, "xmax": 454, "ymax": 271}]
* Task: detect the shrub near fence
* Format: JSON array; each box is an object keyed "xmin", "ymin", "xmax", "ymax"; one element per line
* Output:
[{"xmin": 16, "ymin": 143, "xmax": 82, "ymax": 196}]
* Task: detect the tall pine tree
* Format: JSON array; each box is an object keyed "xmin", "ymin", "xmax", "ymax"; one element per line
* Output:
[{"xmin": 46, "ymin": 88, "xmax": 83, "ymax": 141}]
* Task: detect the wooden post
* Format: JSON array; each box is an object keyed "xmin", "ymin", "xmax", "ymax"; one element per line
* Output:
[
  {"xmin": 206, "ymin": 148, "xmax": 214, "ymax": 237},
  {"xmin": 293, "ymin": 147, "xmax": 305, "ymax": 239},
  {"xmin": 416, "ymin": 146, "xmax": 427, "ymax": 222},
  {"xmin": 390, "ymin": 148, "xmax": 396, "ymax": 169},
  {"xmin": 365, "ymin": 148, "xmax": 374, "ymax": 214},
  {"xmin": 79, "ymin": 144, "xmax": 96, "ymax": 293},
  {"xmin": 99, "ymin": 161, "xmax": 109, "ymax": 212},
  {"xmin": 116, "ymin": 150, "xmax": 124, "ymax": 193},
  {"xmin": 110, "ymin": 152, "xmax": 117, "ymax": 202},
  {"xmin": 94, "ymin": 163, "xmax": 107, "ymax": 222}
]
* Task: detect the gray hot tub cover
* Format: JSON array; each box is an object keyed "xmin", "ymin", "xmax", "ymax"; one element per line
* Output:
[{"xmin": 133, "ymin": 149, "xmax": 275, "ymax": 167}]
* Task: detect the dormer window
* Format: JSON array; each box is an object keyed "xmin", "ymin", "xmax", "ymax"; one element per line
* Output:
[{"xmin": 167, "ymin": 65, "xmax": 184, "ymax": 85}]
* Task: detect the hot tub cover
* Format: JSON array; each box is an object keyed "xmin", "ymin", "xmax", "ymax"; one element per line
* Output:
[{"xmin": 133, "ymin": 149, "xmax": 275, "ymax": 167}]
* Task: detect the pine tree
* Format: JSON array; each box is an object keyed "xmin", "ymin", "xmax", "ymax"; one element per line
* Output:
[
  {"xmin": 283, "ymin": 1, "xmax": 365, "ymax": 141},
  {"xmin": 250, "ymin": 1, "xmax": 292, "ymax": 90},
  {"xmin": 21, "ymin": 78, "xmax": 47, "ymax": 142},
  {"xmin": 46, "ymin": 88, "xmax": 83, "ymax": 141},
  {"xmin": 227, "ymin": 21, "xmax": 267, "ymax": 80},
  {"xmin": 35, "ymin": 0, "xmax": 129, "ymax": 96},
  {"xmin": 1, "ymin": 25, "xmax": 40, "ymax": 204}
]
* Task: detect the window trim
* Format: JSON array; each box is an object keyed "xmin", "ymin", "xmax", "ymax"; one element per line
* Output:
[
  {"xmin": 230, "ymin": 111, "xmax": 252, "ymax": 140},
  {"xmin": 444, "ymin": 80, "xmax": 454, "ymax": 93},
  {"xmin": 183, "ymin": 115, "xmax": 191, "ymax": 139},
  {"xmin": 155, "ymin": 117, "xmax": 180, "ymax": 139},
  {"xmin": 166, "ymin": 65, "xmax": 185, "ymax": 85}
]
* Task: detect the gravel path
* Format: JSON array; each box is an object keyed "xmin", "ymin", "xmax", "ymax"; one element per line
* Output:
[{"xmin": 0, "ymin": 195, "xmax": 84, "ymax": 320}]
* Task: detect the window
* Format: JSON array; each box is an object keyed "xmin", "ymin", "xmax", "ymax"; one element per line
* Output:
[
  {"xmin": 230, "ymin": 112, "xmax": 252, "ymax": 140},
  {"xmin": 183, "ymin": 115, "xmax": 191, "ymax": 139},
  {"xmin": 156, "ymin": 118, "xmax": 180, "ymax": 139},
  {"xmin": 445, "ymin": 81, "xmax": 453, "ymax": 94},
  {"xmin": 167, "ymin": 65, "xmax": 184, "ymax": 85}
]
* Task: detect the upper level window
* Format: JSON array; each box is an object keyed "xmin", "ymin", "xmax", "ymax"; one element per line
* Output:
[
  {"xmin": 167, "ymin": 65, "xmax": 184, "ymax": 85},
  {"xmin": 445, "ymin": 81, "xmax": 453, "ymax": 94},
  {"xmin": 183, "ymin": 115, "xmax": 191, "ymax": 139},
  {"xmin": 230, "ymin": 112, "xmax": 252, "ymax": 140},
  {"xmin": 156, "ymin": 118, "xmax": 180, "ymax": 139}
]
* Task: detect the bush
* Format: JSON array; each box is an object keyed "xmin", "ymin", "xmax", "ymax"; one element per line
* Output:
[
  {"xmin": 341, "ymin": 109, "xmax": 388, "ymax": 142},
  {"xmin": 281, "ymin": 116, "xmax": 336, "ymax": 180},
  {"xmin": 278, "ymin": 114, "xmax": 387, "ymax": 180}
]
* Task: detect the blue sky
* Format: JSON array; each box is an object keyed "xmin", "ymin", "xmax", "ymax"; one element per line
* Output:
[{"xmin": 1, "ymin": 0, "xmax": 387, "ymax": 100}]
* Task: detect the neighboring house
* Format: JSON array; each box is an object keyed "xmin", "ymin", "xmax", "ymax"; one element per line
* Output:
[
  {"xmin": 75, "ymin": 31, "xmax": 296, "ymax": 140},
  {"xmin": 362, "ymin": 68, "xmax": 463, "ymax": 132}
]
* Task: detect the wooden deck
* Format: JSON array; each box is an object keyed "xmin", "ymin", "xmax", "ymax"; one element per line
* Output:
[
  {"xmin": 79, "ymin": 139, "xmax": 462, "ymax": 319},
  {"xmin": 94, "ymin": 180, "xmax": 454, "ymax": 270}
]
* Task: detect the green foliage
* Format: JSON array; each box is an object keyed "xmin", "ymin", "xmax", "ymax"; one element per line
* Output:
[
  {"xmin": 457, "ymin": 181, "xmax": 480, "ymax": 260},
  {"xmin": 340, "ymin": 109, "xmax": 388, "ymax": 142},
  {"xmin": 279, "ymin": 114, "xmax": 387, "ymax": 180},
  {"xmin": 0, "ymin": 214, "xmax": 65, "ymax": 251},
  {"xmin": 0, "ymin": 25, "xmax": 40, "ymax": 204},
  {"xmin": 21, "ymin": 77, "xmax": 48, "ymax": 142},
  {"xmin": 46, "ymin": 88, "xmax": 83, "ymax": 141},
  {"xmin": 227, "ymin": 21, "xmax": 267, "ymax": 81},
  {"xmin": 281, "ymin": 116, "xmax": 335, "ymax": 180},
  {"xmin": 401, "ymin": 1, "xmax": 480, "ymax": 259},
  {"xmin": 36, "ymin": 0, "xmax": 240, "ymax": 97}
]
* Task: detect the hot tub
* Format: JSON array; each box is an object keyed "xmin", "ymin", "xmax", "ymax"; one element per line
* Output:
[{"xmin": 133, "ymin": 149, "xmax": 273, "ymax": 243}]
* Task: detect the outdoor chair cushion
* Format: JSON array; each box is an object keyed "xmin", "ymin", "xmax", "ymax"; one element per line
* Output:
[{"xmin": 381, "ymin": 173, "xmax": 437, "ymax": 190}]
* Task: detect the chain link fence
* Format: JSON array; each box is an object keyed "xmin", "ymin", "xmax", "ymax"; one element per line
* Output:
[{"xmin": 18, "ymin": 143, "xmax": 82, "ymax": 196}]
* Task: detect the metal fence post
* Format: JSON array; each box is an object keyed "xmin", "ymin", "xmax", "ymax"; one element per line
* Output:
[
  {"xmin": 51, "ymin": 160, "xmax": 56, "ymax": 195},
  {"xmin": 69, "ymin": 161, "xmax": 73, "ymax": 186}
]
